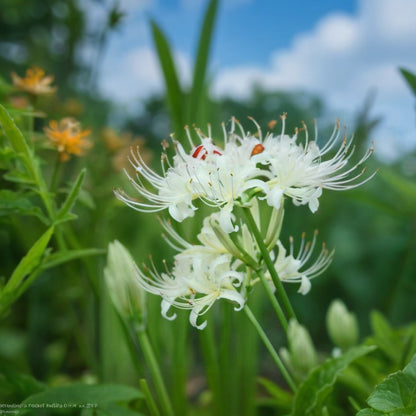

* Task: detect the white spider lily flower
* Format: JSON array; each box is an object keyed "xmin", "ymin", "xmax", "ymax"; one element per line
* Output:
[
  {"xmin": 114, "ymin": 126, "xmax": 268, "ymax": 233},
  {"xmin": 136, "ymin": 250, "xmax": 245, "ymax": 329},
  {"xmin": 114, "ymin": 146, "xmax": 197, "ymax": 222},
  {"xmin": 115, "ymin": 116, "xmax": 374, "ymax": 225},
  {"xmin": 260, "ymin": 116, "xmax": 375, "ymax": 213},
  {"xmin": 273, "ymin": 231, "xmax": 334, "ymax": 295}
]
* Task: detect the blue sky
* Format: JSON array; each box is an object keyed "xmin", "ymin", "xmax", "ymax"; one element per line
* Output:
[{"xmin": 95, "ymin": 0, "xmax": 416, "ymax": 161}]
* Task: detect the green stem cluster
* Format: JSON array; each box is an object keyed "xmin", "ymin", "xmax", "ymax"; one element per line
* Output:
[
  {"xmin": 135, "ymin": 328, "xmax": 175, "ymax": 416},
  {"xmin": 241, "ymin": 206, "xmax": 297, "ymax": 324}
]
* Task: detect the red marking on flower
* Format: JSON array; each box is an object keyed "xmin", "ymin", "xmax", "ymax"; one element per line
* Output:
[
  {"xmin": 192, "ymin": 144, "xmax": 222, "ymax": 160},
  {"xmin": 251, "ymin": 143, "xmax": 265, "ymax": 156}
]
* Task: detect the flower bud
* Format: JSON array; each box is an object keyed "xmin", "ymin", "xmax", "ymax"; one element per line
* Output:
[
  {"xmin": 104, "ymin": 240, "xmax": 146, "ymax": 327},
  {"xmin": 326, "ymin": 299, "xmax": 358, "ymax": 350},
  {"xmin": 280, "ymin": 319, "xmax": 317, "ymax": 380}
]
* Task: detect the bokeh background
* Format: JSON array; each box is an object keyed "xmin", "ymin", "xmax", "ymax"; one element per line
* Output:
[{"xmin": 1, "ymin": 0, "xmax": 416, "ymax": 412}]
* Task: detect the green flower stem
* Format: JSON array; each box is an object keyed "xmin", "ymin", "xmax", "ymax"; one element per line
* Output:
[
  {"xmin": 139, "ymin": 378, "xmax": 161, "ymax": 416},
  {"xmin": 134, "ymin": 328, "xmax": 175, "ymax": 416},
  {"xmin": 199, "ymin": 319, "xmax": 224, "ymax": 415},
  {"xmin": 50, "ymin": 153, "xmax": 63, "ymax": 193},
  {"xmin": 256, "ymin": 269, "xmax": 288, "ymax": 332},
  {"xmin": 171, "ymin": 314, "xmax": 188, "ymax": 415},
  {"xmin": 242, "ymin": 207, "xmax": 297, "ymax": 322},
  {"xmin": 244, "ymin": 306, "xmax": 297, "ymax": 392}
]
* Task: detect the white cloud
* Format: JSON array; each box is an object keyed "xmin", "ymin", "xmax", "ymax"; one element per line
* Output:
[
  {"xmin": 99, "ymin": 46, "xmax": 192, "ymax": 103},
  {"xmin": 212, "ymin": 0, "xmax": 416, "ymax": 160},
  {"xmin": 97, "ymin": 0, "xmax": 416, "ymax": 160}
]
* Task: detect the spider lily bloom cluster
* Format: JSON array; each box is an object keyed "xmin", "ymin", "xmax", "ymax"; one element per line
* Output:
[
  {"xmin": 115, "ymin": 116, "xmax": 374, "ymax": 328},
  {"xmin": 115, "ymin": 115, "xmax": 374, "ymax": 233},
  {"xmin": 135, "ymin": 212, "xmax": 333, "ymax": 328}
]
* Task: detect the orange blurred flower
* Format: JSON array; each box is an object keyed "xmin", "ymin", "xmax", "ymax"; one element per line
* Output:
[
  {"xmin": 11, "ymin": 67, "xmax": 57, "ymax": 95},
  {"xmin": 101, "ymin": 127, "xmax": 152, "ymax": 171},
  {"xmin": 44, "ymin": 118, "xmax": 91, "ymax": 162}
]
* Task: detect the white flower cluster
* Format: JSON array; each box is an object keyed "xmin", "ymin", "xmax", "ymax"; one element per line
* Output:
[
  {"xmin": 115, "ymin": 116, "xmax": 374, "ymax": 233},
  {"xmin": 116, "ymin": 116, "xmax": 373, "ymax": 328}
]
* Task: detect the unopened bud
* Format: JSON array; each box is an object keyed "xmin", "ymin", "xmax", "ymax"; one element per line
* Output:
[
  {"xmin": 280, "ymin": 319, "xmax": 317, "ymax": 380},
  {"xmin": 104, "ymin": 240, "xmax": 146, "ymax": 326},
  {"xmin": 326, "ymin": 299, "xmax": 358, "ymax": 350}
]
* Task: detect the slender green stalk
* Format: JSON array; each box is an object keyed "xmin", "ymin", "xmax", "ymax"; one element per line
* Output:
[
  {"xmin": 219, "ymin": 303, "xmax": 234, "ymax": 415},
  {"xmin": 140, "ymin": 378, "xmax": 161, "ymax": 416},
  {"xmin": 135, "ymin": 328, "xmax": 174, "ymax": 416},
  {"xmin": 244, "ymin": 306, "xmax": 297, "ymax": 392},
  {"xmin": 242, "ymin": 207, "xmax": 297, "ymax": 321},
  {"xmin": 199, "ymin": 318, "xmax": 224, "ymax": 415},
  {"xmin": 171, "ymin": 313, "xmax": 188, "ymax": 415},
  {"xmin": 256, "ymin": 269, "xmax": 288, "ymax": 332},
  {"xmin": 50, "ymin": 154, "xmax": 63, "ymax": 193}
]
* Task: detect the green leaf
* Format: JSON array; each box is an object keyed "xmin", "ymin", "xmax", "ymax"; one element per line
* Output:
[
  {"xmin": 82, "ymin": 403, "xmax": 147, "ymax": 416},
  {"xmin": 187, "ymin": 0, "xmax": 218, "ymax": 124},
  {"xmin": 292, "ymin": 345, "xmax": 376, "ymax": 416},
  {"xmin": 356, "ymin": 409, "xmax": 384, "ymax": 416},
  {"xmin": 0, "ymin": 104, "xmax": 54, "ymax": 218},
  {"xmin": 3, "ymin": 170, "xmax": 36, "ymax": 185},
  {"xmin": 0, "ymin": 190, "xmax": 48, "ymax": 223},
  {"xmin": 41, "ymin": 248, "xmax": 106, "ymax": 270},
  {"xmin": 3, "ymin": 227, "xmax": 54, "ymax": 294},
  {"xmin": 400, "ymin": 68, "xmax": 416, "ymax": 96},
  {"xmin": 54, "ymin": 168, "xmax": 86, "ymax": 224},
  {"xmin": 0, "ymin": 104, "xmax": 32, "ymax": 163},
  {"xmin": 22, "ymin": 383, "xmax": 143, "ymax": 406},
  {"xmin": 370, "ymin": 311, "xmax": 401, "ymax": 363},
  {"xmin": 150, "ymin": 19, "xmax": 184, "ymax": 136},
  {"xmin": 366, "ymin": 354, "xmax": 416, "ymax": 413},
  {"xmin": 258, "ymin": 377, "xmax": 293, "ymax": 410},
  {"xmin": 0, "ymin": 361, "xmax": 45, "ymax": 399}
]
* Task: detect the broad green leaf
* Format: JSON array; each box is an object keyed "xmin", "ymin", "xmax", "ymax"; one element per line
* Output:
[
  {"xmin": 3, "ymin": 227, "xmax": 54, "ymax": 294},
  {"xmin": 150, "ymin": 20, "xmax": 184, "ymax": 136},
  {"xmin": 292, "ymin": 345, "xmax": 376, "ymax": 416},
  {"xmin": 41, "ymin": 248, "xmax": 106, "ymax": 270},
  {"xmin": 22, "ymin": 383, "xmax": 143, "ymax": 406},
  {"xmin": 366, "ymin": 354, "xmax": 416, "ymax": 413},
  {"xmin": 54, "ymin": 168, "xmax": 86, "ymax": 224},
  {"xmin": 187, "ymin": 0, "xmax": 218, "ymax": 125},
  {"xmin": 400, "ymin": 68, "xmax": 416, "ymax": 96}
]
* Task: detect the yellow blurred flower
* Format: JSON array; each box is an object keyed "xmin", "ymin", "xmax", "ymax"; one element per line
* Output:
[
  {"xmin": 44, "ymin": 118, "xmax": 91, "ymax": 162},
  {"xmin": 11, "ymin": 67, "xmax": 57, "ymax": 95}
]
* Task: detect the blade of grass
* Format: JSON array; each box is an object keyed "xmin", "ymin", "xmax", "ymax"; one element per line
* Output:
[
  {"xmin": 187, "ymin": 0, "xmax": 219, "ymax": 125},
  {"xmin": 400, "ymin": 67, "xmax": 416, "ymax": 96},
  {"xmin": 150, "ymin": 20, "xmax": 185, "ymax": 136}
]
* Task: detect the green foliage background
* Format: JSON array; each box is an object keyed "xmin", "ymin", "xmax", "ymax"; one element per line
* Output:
[{"xmin": 1, "ymin": 0, "xmax": 416, "ymax": 415}]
